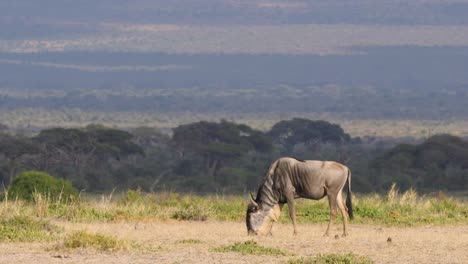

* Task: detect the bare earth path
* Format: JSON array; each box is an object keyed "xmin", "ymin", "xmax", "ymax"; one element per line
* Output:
[{"xmin": 0, "ymin": 221, "xmax": 467, "ymax": 264}]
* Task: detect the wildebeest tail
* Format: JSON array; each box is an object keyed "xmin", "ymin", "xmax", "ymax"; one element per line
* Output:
[{"xmin": 346, "ymin": 168, "xmax": 354, "ymax": 220}]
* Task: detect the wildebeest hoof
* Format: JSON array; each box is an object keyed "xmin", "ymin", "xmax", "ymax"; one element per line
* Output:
[
  {"xmin": 342, "ymin": 233, "xmax": 348, "ymax": 237},
  {"xmin": 334, "ymin": 234, "xmax": 339, "ymax": 239}
]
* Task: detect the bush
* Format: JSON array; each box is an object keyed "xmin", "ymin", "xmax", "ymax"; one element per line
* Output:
[{"xmin": 8, "ymin": 171, "xmax": 77, "ymax": 202}]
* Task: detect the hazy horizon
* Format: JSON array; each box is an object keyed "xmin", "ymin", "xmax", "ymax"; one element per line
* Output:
[{"xmin": 1, "ymin": 0, "xmax": 468, "ymax": 136}]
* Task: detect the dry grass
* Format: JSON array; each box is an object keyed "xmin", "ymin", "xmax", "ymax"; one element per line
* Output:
[
  {"xmin": 1, "ymin": 189, "xmax": 467, "ymax": 227},
  {"xmin": 288, "ymin": 253, "xmax": 374, "ymax": 264},
  {"xmin": 0, "ymin": 221, "xmax": 467, "ymax": 263},
  {"xmin": 0, "ymin": 188, "xmax": 466, "ymax": 263}
]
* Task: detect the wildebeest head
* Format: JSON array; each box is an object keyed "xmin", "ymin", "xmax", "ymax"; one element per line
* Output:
[{"xmin": 246, "ymin": 193, "xmax": 281, "ymax": 236}]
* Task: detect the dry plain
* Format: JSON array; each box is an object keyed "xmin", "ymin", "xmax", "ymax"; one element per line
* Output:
[{"xmin": 0, "ymin": 220, "xmax": 466, "ymax": 264}]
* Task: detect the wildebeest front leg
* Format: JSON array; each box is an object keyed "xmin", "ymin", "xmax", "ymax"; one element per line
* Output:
[{"xmin": 324, "ymin": 193, "xmax": 338, "ymax": 237}]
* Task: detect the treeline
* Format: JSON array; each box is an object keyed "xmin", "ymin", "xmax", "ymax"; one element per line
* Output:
[{"xmin": 0, "ymin": 118, "xmax": 467, "ymax": 193}]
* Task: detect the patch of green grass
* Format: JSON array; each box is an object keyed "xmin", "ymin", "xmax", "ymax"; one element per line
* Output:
[
  {"xmin": 288, "ymin": 253, "xmax": 374, "ymax": 264},
  {"xmin": 63, "ymin": 230, "xmax": 130, "ymax": 251},
  {"xmin": 0, "ymin": 216, "xmax": 61, "ymax": 242},
  {"xmin": 213, "ymin": 240, "xmax": 290, "ymax": 256},
  {"xmin": 210, "ymin": 196, "xmax": 248, "ymax": 221},
  {"xmin": 177, "ymin": 239, "xmax": 203, "ymax": 244},
  {"xmin": 287, "ymin": 199, "xmax": 330, "ymax": 224}
]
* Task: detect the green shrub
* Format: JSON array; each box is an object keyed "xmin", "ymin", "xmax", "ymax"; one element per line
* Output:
[{"xmin": 8, "ymin": 171, "xmax": 77, "ymax": 202}]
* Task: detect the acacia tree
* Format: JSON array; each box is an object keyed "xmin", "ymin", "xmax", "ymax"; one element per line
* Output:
[
  {"xmin": 131, "ymin": 127, "xmax": 175, "ymax": 191},
  {"xmin": 0, "ymin": 133, "xmax": 39, "ymax": 186},
  {"xmin": 172, "ymin": 120, "xmax": 272, "ymax": 178},
  {"xmin": 85, "ymin": 124, "xmax": 144, "ymax": 162},
  {"xmin": 268, "ymin": 118, "xmax": 351, "ymax": 154},
  {"xmin": 32, "ymin": 128, "xmax": 96, "ymax": 178},
  {"xmin": 371, "ymin": 134, "xmax": 468, "ymax": 191},
  {"xmin": 32, "ymin": 126, "xmax": 143, "ymax": 189}
]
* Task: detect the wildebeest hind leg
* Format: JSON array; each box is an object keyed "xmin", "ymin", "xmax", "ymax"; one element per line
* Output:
[
  {"xmin": 324, "ymin": 193, "xmax": 338, "ymax": 237},
  {"xmin": 336, "ymin": 191, "xmax": 348, "ymax": 236},
  {"xmin": 285, "ymin": 197, "xmax": 298, "ymax": 235}
]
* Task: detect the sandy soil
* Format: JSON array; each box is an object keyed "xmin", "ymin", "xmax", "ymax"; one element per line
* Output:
[{"xmin": 0, "ymin": 221, "xmax": 466, "ymax": 264}]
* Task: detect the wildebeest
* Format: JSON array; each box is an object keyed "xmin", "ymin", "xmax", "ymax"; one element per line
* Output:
[{"xmin": 246, "ymin": 157, "xmax": 353, "ymax": 236}]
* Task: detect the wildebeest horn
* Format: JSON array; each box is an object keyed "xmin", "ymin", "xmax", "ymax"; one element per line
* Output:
[{"xmin": 250, "ymin": 193, "xmax": 258, "ymax": 206}]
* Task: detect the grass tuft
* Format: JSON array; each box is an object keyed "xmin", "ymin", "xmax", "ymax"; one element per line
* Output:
[
  {"xmin": 288, "ymin": 253, "xmax": 374, "ymax": 264},
  {"xmin": 177, "ymin": 238, "xmax": 203, "ymax": 244},
  {"xmin": 171, "ymin": 204, "xmax": 211, "ymax": 221},
  {"xmin": 213, "ymin": 240, "xmax": 290, "ymax": 256},
  {"xmin": 63, "ymin": 230, "xmax": 130, "ymax": 251},
  {"xmin": 0, "ymin": 216, "xmax": 61, "ymax": 242},
  {"xmin": 386, "ymin": 183, "xmax": 398, "ymax": 205}
]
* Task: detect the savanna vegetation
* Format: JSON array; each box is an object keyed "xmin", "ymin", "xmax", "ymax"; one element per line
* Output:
[
  {"xmin": 0, "ymin": 185, "xmax": 465, "ymax": 232},
  {"xmin": 0, "ymin": 153, "xmax": 466, "ymax": 261},
  {"xmin": 0, "ymin": 185, "xmax": 466, "ymax": 251},
  {"xmin": 1, "ymin": 117, "xmax": 467, "ymax": 255}
]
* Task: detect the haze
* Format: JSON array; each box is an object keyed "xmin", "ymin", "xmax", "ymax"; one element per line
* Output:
[{"xmin": 1, "ymin": 0, "xmax": 468, "ymax": 136}]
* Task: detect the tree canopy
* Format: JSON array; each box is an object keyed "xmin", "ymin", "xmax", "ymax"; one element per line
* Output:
[
  {"xmin": 268, "ymin": 118, "xmax": 351, "ymax": 152},
  {"xmin": 0, "ymin": 119, "xmax": 466, "ymax": 193},
  {"xmin": 372, "ymin": 134, "xmax": 468, "ymax": 191},
  {"xmin": 172, "ymin": 120, "xmax": 272, "ymax": 178}
]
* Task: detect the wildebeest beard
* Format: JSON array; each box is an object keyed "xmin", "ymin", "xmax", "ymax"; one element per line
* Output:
[{"xmin": 246, "ymin": 203, "xmax": 281, "ymax": 236}]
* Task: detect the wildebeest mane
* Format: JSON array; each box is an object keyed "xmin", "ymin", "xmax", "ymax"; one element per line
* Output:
[{"xmin": 255, "ymin": 158, "xmax": 281, "ymax": 208}]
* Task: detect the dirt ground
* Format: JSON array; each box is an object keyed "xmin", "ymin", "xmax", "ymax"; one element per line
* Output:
[{"xmin": 0, "ymin": 221, "xmax": 467, "ymax": 264}]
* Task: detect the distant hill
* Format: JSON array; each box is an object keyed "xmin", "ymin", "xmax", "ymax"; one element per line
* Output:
[
  {"xmin": 2, "ymin": 0, "xmax": 468, "ymax": 30},
  {"xmin": 1, "ymin": 47, "xmax": 468, "ymax": 120},
  {"xmin": 1, "ymin": 1, "xmax": 468, "ymax": 130}
]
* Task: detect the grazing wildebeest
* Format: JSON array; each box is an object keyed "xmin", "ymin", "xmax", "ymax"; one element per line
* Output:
[{"xmin": 246, "ymin": 157, "xmax": 353, "ymax": 236}]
